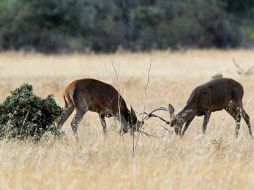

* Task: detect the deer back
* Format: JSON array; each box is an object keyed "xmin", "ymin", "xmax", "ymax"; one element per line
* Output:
[
  {"xmin": 64, "ymin": 79, "xmax": 129, "ymax": 116},
  {"xmin": 184, "ymin": 78, "xmax": 244, "ymax": 113}
]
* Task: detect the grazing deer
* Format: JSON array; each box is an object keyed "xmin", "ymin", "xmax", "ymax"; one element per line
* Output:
[
  {"xmin": 57, "ymin": 78, "xmax": 143, "ymax": 138},
  {"xmin": 145, "ymin": 78, "xmax": 253, "ymax": 138}
]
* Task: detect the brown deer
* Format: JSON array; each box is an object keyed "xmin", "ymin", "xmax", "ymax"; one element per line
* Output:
[
  {"xmin": 144, "ymin": 78, "xmax": 253, "ymax": 138},
  {"xmin": 57, "ymin": 78, "xmax": 143, "ymax": 138}
]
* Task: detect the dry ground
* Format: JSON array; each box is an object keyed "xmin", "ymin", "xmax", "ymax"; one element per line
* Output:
[{"xmin": 0, "ymin": 50, "xmax": 254, "ymax": 190}]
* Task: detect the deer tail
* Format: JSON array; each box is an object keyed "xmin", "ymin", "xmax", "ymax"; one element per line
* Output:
[
  {"xmin": 63, "ymin": 95, "xmax": 68, "ymax": 109},
  {"xmin": 63, "ymin": 89, "xmax": 75, "ymax": 109}
]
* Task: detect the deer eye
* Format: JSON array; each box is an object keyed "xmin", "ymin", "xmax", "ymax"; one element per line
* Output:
[{"xmin": 178, "ymin": 117, "xmax": 184, "ymax": 123}]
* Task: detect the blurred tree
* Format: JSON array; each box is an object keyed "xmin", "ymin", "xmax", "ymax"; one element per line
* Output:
[
  {"xmin": 0, "ymin": 0, "xmax": 252, "ymax": 53},
  {"xmin": 218, "ymin": 0, "xmax": 254, "ymax": 14}
]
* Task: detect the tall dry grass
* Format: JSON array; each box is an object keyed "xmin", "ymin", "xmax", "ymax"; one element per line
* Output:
[{"xmin": 0, "ymin": 49, "xmax": 254, "ymax": 189}]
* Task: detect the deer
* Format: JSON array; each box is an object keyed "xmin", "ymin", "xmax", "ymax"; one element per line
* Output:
[
  {"xmin": 144, "ymin": 78, "xmax": 253, "ymax": 138},
  {"xmin": 57, "ymin": 78, "xmax": 144, "ymax": 139}
]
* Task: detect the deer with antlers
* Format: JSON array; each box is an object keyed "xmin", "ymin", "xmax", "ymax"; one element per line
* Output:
[
  {"xmin": 144, "ymin": 78, "xmax": 253, "ymax": 138},
  {"xmin": 57, "ymin": 78, "xmax": 144, "ymax": 138}
]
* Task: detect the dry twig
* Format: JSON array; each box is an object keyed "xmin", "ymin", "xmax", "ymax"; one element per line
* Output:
[
  {"xmin": 111, "ymin": 61, "xmax": 127, "ymax": 151},
  {"xmin": 233, "ymin": 58, "xmax": 254, "ymax": 76},
  {"xmin": 133, "ymin": 60, "xmax": 152, "ymax": 157}
]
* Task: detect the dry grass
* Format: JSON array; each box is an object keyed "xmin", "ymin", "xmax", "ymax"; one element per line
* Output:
[{"xmin": 0, "ymin": 49, "xmax": 254, "ymax": 189}]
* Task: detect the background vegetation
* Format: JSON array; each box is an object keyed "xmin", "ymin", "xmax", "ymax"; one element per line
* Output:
[{"xmin": 0, "ymin": 0, "xmax": 254, "ymax": 53}]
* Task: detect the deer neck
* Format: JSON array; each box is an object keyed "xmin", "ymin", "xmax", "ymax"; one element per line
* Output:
[{"xmin": 178, "ymin": 105, "xmax": 196, "ymax": 121}]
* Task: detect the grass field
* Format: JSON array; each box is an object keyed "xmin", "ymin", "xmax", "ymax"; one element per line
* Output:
[{"xmin": 0, "ymin": 50, "xmax": 254, "ymax": 190}]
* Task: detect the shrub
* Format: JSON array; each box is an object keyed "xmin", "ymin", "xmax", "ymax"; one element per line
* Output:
[{"xmin": 0, "ymin": 84, "xmax": 63, "ymax": 141}]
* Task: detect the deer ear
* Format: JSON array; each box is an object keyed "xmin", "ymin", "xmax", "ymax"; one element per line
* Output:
[
  {"xmin": 168, "ymin": 104, "xmax": 175, "ymax": 117},
  {"xmin": 130, "ymin": 105, "xmax": 137, "ymax": 119}
]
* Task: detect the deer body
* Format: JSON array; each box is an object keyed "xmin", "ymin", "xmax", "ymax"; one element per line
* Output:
[
  {"xmin": 57, "ymin": 79, "xmax": 141, "ymax": 137},
  {"xmin": 168, "ymin": 78, "xmax": 253, "ymax": 137}
]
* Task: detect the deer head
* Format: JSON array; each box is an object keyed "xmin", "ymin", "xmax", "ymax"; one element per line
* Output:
[
  {"xmin": 168, "ymin": 104, "xmax": 183, "ymax": 135},
  {"xmin": 168, "ymin": 104, "xmax": 196, "ymax": 135},
  {"xmin": 123, "ymin": 106, "xmax": 144, "ymax": 133}
]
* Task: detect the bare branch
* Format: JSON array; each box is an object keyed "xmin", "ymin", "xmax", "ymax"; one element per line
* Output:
[
  {"xmin": 133, "ymin": 60, "xmax": 152, "ymax": 156},
  {"xmin": 233, "ymin": 58, "xmax": 254, "ymax": 76},
  {"xmin": 110, "ymin": 61, "xmax": 127, "ymax": 151},
  {"xmin": 246, "ymin": 65, "xmax": 254, "ymax": 75}
]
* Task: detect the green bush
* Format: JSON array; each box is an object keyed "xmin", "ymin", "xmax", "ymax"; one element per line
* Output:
[{"xmin": 0, "ymin": 84, "xmax": 63, "ymax": 141}]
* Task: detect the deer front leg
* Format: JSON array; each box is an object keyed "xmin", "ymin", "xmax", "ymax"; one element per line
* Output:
[
  {"xmin": 181, "ymin": 116, "xmax": 195, "ymax": 137},
  {"xmin": 99, "ymin": 115, "xmax": 107, "ymax": 135},
  {"xmin": 116, "ymin": 113, "xmax": 128, "ymax": 134},
  {"xmin": 202, "ymin": 111, "xmax": 211, "ymax": 135}
]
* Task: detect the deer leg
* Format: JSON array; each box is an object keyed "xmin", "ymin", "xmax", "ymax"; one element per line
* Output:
[
  {"xmin": 235, "ymin": 107, "xmax": 242, "ymax": 138},
  {"xmin": 99, "ymin": 115, "xmax": 107, "ymax": 135},
  {"xmin": 225, "ymin": 104, "xmax": 241, "ymax": 137},
  {"xmin": 57, "ymin": 105, "xmax": 74, "ymax": 129},
  {"xmin": 241, "ymin": 108, "xmax": 253, "ymax": 138},
  {"xmin": 181, "ymin": 116, "xmax": 195, "ymax": 136},
  {"xmin": 117, "ymin": 113, "xmax": 128, "ymax": 134},
  {"xmin": 202, "ymin": 111, "xmax": 211, "ymax": 135},
  {"xmin": 71, "ymin": 109, "xmax": 87, "ymax": 140}
]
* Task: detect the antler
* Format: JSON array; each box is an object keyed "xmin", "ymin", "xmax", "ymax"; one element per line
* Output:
[
  {"xmin": 140, "ymin": 130, "xmax": 161, "ymax": 138},
  {"xmin": 143, "ymin": 107, "xmax": 168, "ymax": 118},
  {"xmin": 142, "ymin": 106, "xmax": 171, "ymax": 124},
  {"xmin": 143, "ymin": 112, "xmax": 170, "ymax": 124}
]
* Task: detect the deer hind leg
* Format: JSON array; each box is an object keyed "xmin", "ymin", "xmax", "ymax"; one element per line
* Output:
[
  {"xmin": 225, "ymin": 102, "xmax": 241, "ymax": 137},
  {"xmin": 235, "ymin": 107, "xmax": 242, "ymax": 137},
  {"xmin": 181, "ymin": 116, "xmax": 195, "ymax": 136},
  {"xmin": 71, "ymin": 109, "xmax": 87, "ymax": 140},
  {"xmin": 57, "ymin": 105, "xmax": 74, "ymax": 129},
  {"xmin": 235, "ymin": 100, "xmax": 243, "ymax": 138},
  {"xmin": 57, "ymin": 94, "xmax": 75, "ymax": 129},
  {"xmin": 241, "ymin": 108, "xmax": 253, "ymax": 138},
  {"xmin": 99, "ymin": 115, "xmax": 107, "ymax": 135},
  {"xmin": 202, "ymin": 111, "xmax": 211, "ymax": 135}
]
